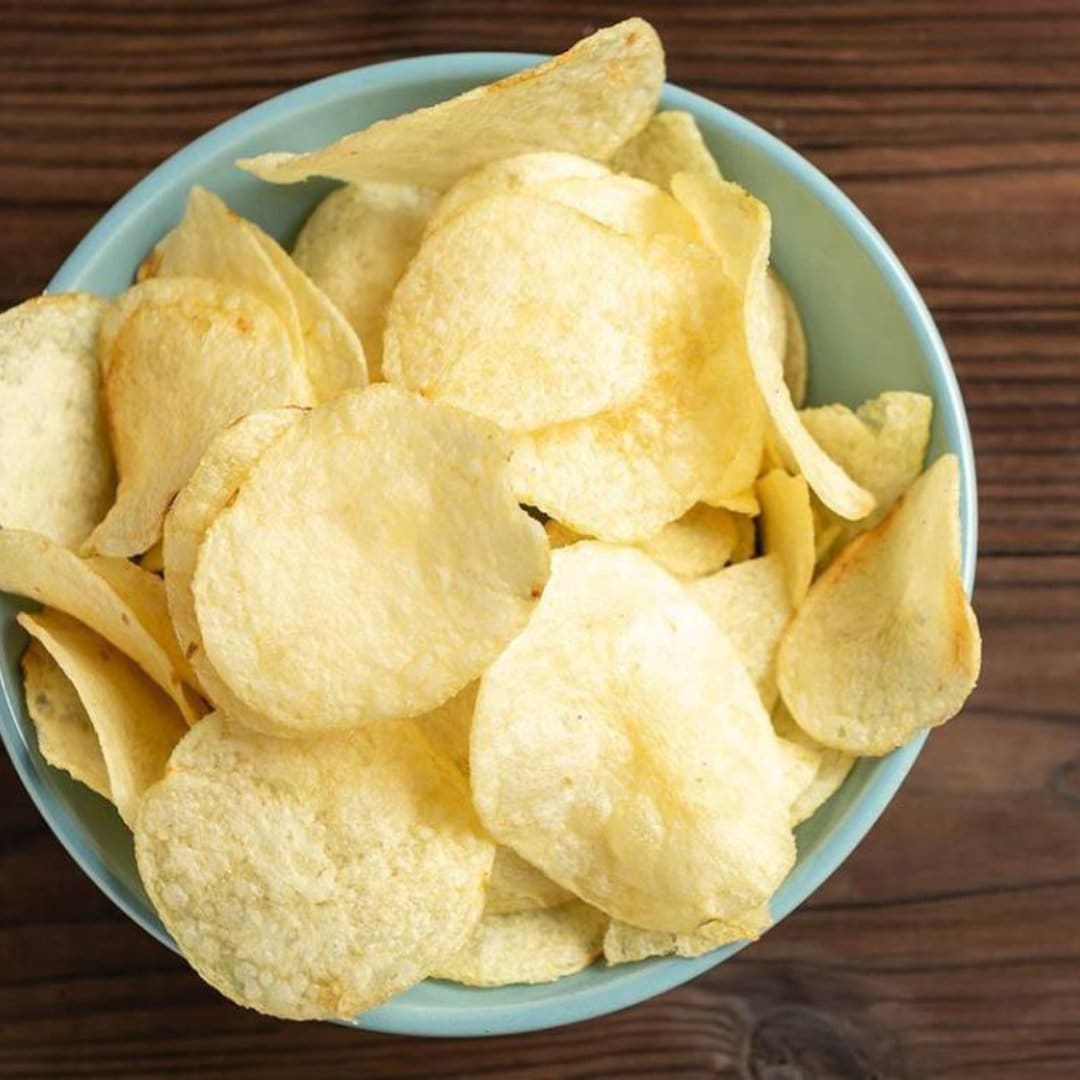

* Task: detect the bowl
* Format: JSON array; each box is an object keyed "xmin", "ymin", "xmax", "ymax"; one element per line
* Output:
[{"xmin": 1, "ymin": 51, "xmax": 977, "ymax": 1038}]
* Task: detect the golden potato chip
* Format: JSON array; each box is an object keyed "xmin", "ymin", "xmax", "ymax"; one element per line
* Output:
[
  {"xmin": 292, "ymin": 183, "xmax": 438, "ymax": 380},
  {"xmin": 21, "ymin": 640, "xmax": 111, "ymax": 800},
  {"xmin": 509, "ymin": 237, "xmax": 765, "ymax": 541},
  {"xmin": 163, "ymin": 409, "xmax": 304, "ymax": 715},
  {"xmin": 610, "ymin": 110, "xmax": 721, "ymax": 190},
  {"xmin": 20, "ymin": 610, "xmax": 186, "ymax": 827},
  {"xmin": 778, "ymin": 455, "xmax": 981, "ymax": 755},
  {"xmin": 487, "ymin": 848, "xmax": 574, "ymax": 916},
  {"xmin": 471, "ymin": 543, "xmax": 795, "ymax": 933},
  {"xmin": 0, "ymin": 530, "xmax": 201, "ymax": 724},
  {"xmin": 756, "ymin": 469, "xmax": 815, "ymax": 606},
  {"xmin": 193, "ymin": 385, "xmax": 550, "ymax": 735},
  {"xmin": 384, "ymin": 194, "xmax": 660, "ymax": 431},
  {"xmin": 155, "ymin": 186, "xmax": 366, "ymax": 402},
  {"xmin": 690, "ymin": 554, "xmax": 791, "ymax": 710},
  {"xmin": 431, "ymin": 901, "xmax": 606, "ymax": 987},
  {"xmin": 603, "ymin": 905, "xmax": 769, "ymax": 964},
  {"xmin": 0, "ymin": 294, "xmax": 114, "ymax": 547},
  {"xmin": 238, "ymin": 20, "xmax": 663, "ymax": 188},
  {"xmin": 139, "ymin": 541, "xmax": 164, "ymax": 575},
  {"xmin": 83, "ymin": 277, "xmax": 312, "ymax": 557},
  {"xmin": 135, "ymin": 713, "xmax": 493, "ymax": 1020},
  {"xmin": 772, "ymin": 702, "xmax": 855, "ymax": 825},
  {"xmin": 672, "ymin": 172, "xmax": 875, "ymax": 522}
]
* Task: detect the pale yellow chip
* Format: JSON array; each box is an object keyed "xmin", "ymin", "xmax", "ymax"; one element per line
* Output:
[
  {"xmin": 690, "ymin": 553, "xmax": 791, "ymax": 711},
  {"xmin": 610, "ymin": 110, "xmax": 721, "ymax": 190},
  {"xmin": 431, "ymin": 901, "xmax": 607, "ymax": 987},
  {"xmin": 603, "ymin": 905, "xmax": 769, "ymax": 964},
  {"xmin": 487, "ymin": 848, "xmax": 574, "ymax": 916},
  {"xmin": 775, "ymin": 272, "xmax": 808, "ymax": 407},
  {"xmin": 193, "ymin": 385, "xmax": 550, "ymax": 736},
  {"xmin": 509, "ymin": 236, "xmax": 765, "ymax": 541},
  {"xmin": 756, "ymin": 469, "xmax": 815, "ymax": 606},
  {"xmin": 384, "ymin": 194, "xmax": 661, "ymax": 431},
  {"xmin": 292, "ymin": 183, "xmax": 438, "ymax": 380},
  {"xmin": 135, "ymin": 713, "xmax": 493, "ymax": 1020},
  {"xmin": 238, "ymin": 20, "xmax": 663, "ymax": 189},
  {"xmin": 672, "ymin": 172, "xmax": 874, "ymax": 522},
  {"xmin": 163, "ymin": 409, "xmax": 304, "ymax": 715},
  {"xmin": 83, "ymin": 277, "xmax": 312, "ymax": 557},
  {"xmin": 709, "ymin": 488, "xmax": 760, "ymax": 516},
  {"xmin": 778, "ymin": 454, "xmax": 981, "ymax": 755},
  {"xmin": 20, "ymin": 610, "xmax": 186, "ymax": 827},
  {"xmin": 22, "ymin": 639, "xmax": 111, "ymax": 800},
  {"xmin": 772, "ymin": 701, "xmax": 855, "ymax": 826},
  {"xmin": 0, "ymin": 530, "xmax": 201, "ymax": 724},
  {"xmin": 0, "ymin": 294, "xmax": 114, "ymax": 547},
  {"xmin": 471, "ymin": 543, "xmax": 795, "ymax": 933}
]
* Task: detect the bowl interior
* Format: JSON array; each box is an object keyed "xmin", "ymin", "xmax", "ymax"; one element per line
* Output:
[{"xmin": 2, "ymin": 53, "xmax": 976, "ymax": 1038}]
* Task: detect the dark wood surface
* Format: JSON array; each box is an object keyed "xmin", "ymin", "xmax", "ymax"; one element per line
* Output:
[{"xmin": 2, "ymin": 1, "xmax": 1078, "ymax": 1076}]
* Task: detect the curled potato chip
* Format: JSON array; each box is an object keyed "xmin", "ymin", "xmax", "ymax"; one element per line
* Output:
[
  {"xmin": 0, "ymin": 530, "xmax": 201, "ymax": 724},
  {"xmin": 194, "ymin": 385, "xmax": 549, "ymax": 735},
  {"xmin": 778, "ymin": 454, "xmax": 980, "ymax": 755},
  {"xmin": 384, "ymin": 194, "xmax": 660, "ymax": 431},
  {"xmin": 431, "ymin": 901, "xmax": 607, "ymax": 987},
  {"xmin": 487, "ymin": 848, "xmax": 574, "ymax": 916},
  {"xmin": 672, "ymin": 172, "xmax": 874, "ymax": 522},
  {"xmin": 773, "ymin": 702, "xmax": 854, "ymax": 825},
  {"xmin": 0, "ymin": 294, "xmax": 114, "ymax": 547},
  {"xmin": 293, "ymin": 183, "xmax": 438, "ymax": 380},
  {"xmin": 471, "ymin": 543, "xmax": 795, "ymax": 933},
  {"xmin": 83, "ymin": 277, "xmax": 312, "ymax": 557},
  {"xmin": 610, "ymin": 110, "xmax": 721, "ymax": 190},
  {"xmin": 238, "ymin": 20, "xmax": 663, "ymax": 188},
  {"xmin": 509, "ymin": 237, "xmax": 765, "ymax": 541},
  {"xmin": 135, "ymin": 713, "xmax": 493, "ymax": 1020},
  {"xmin": 603, "ymin": 905, "xmax": 769, "ymax": 964},
  {"xmin": 20, "ymin": 610, "xmax": 186, "ymax": 827},
  {"xmin": 690, "ymin": 554, "xmax": 791, "ymax": 711},
  {"xmin": 22, "ymin": 640, "xmax": 111, "ymax": 800},
  {"xmin": 773, "ymin": 272, "xmax": 808, "ymax": 407},
  {"xmin": 756, "ymin": 469, "xmax": 815, "ymax": 606}
]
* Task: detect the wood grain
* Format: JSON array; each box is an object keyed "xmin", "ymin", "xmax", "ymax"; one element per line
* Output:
[{"xmin": 1, "ymin": 1, "xmax": 1078, "ymax": 1076}]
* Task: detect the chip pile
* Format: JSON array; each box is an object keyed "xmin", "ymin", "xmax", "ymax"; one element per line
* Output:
[{"xmin": 0, "ymin": 18, "xmax": 981, "ymax": 1021}]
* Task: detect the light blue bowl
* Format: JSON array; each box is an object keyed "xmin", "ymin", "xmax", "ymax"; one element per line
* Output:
[{"xmin": 2, "ymin": 52, "xmax": 976, "ymax": 1038}]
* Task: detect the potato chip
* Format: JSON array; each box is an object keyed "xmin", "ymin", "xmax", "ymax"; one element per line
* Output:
[
  {"xmin": 384, "ymin": 194, "xmax": 661, "ymax": 431},
  {"xmin": 21, "ymin": 640, "xmax": 111, "ymax": 800},
  {"xmin": 778, "ymin": 454, "xmax": 981, "ymax": 755},
  {"xmin": 0, "ymin": 294, "xmax": 114, "ymax": 547},
  {"xmin": 82, "ymin": 277, "xmax": 312, "ymax": 557},
  {"xmin": 603, "ymin": 905, "xmax": 769, "ymax": 964},
  {"xmin": 774, "ymin": 272, "xmax": 808, "ymax": 407},
  {"xmin": 292, "ymin": 183, "xmax": 438, "ymax": 380},
  {"xmin": 487, "ymin": 848, "xmax": 574, "ymax": 916},
  {"xmin": 689, "ymin": 554, "xmax": 791, "ymax": 711},
  {"xmin": 431, "ymin": 901, "xmax": 607, "ymax": 987},
  {"xmin": 0, "ymin": 530, "xmax": 201, "ymax": 724},
  {"xmin": 672, "ymin": 172, "xmax": 875, "ymax": 521},
  {"xmin": 509, "ymin": 237, "xmax": 765, "ymax": 541},
  {"xmin": 20, "ymin": 610, "xmax": 187, "ymax": 827},
  {"xmin": 155, "ymin": 186, "xmax": 366, "ymax": 401},
  {"xmin": 756, "ymin": 469, "xmax": 815, "ymax": 606},
  {"xmin": 772, "ymin": 702, "xmax": 855, "ymax": 825},
  {"xmin": 610, "ymin": 110, "xmax": 721, "ymax": 190},
  {"xmin": 135, "ymin": 713, "xmax": 493, "ymax": 1020},
  {"xmin": 163, "ymin": 409, "xmax": 304, "ymax": 715},
  {"xmin": 471, "ymin": 543, "xmax": 795, "ymax": 933},
  {"xmin": 238, "ymin": 20, "xmax": 663, "ymax": 189},
  {"xmin": 709, "ymin": 489, "xmax": 760, "ymax": 516},
  {"xmin": 193, "ymin": 385, "xmax": 550, "ymax": 735}
]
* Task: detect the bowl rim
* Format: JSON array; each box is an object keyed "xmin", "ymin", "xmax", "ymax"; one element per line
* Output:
[{"xmin": 23, "ymin": 49, "xmax": 978, "ymax": 1038}]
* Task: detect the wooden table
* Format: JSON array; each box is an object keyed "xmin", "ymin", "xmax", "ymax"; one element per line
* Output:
[{"xmin": 1, "ymin": 2, "xmax": 1077, "ymax": 1075}]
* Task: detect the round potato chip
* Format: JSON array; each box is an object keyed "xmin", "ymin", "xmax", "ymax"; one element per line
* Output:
[
  {"xmin": 778, "ymin": 455, "xmax": 981, "ymax": 755},
  {"xmin": 20, "ymin": 610, "xmax": 187, "ymax": 827},
  {"xmin": 84, "ymin": 277, "xmax": 313, "ymax": 557},
  {"xmin": 430, "ymin": 901, "xmax": 607, "ymax": 988},
  {"xmin": 756, "ymin": 469, "xmax": 815, "ymax": 607},
  {"xmin": 293, "ymin": 183, "xmax": 438, "ymax": 380},
  {"xmin": 0, "ymin": 293, "xmax": 114, "ymax": 547},
  {"xmin": 471, "ymin": 543, "xmax": 795, "ymax": 933},
  {"xmin": 610, "ymin": 110, "xmax": 721, "ymax": 191},
  {"xmin": 135, "ymin": 713, "xmax": 493, "ymax": 1020},
  {"xmin": 772, "ymin": 702, "xmax": 855, "ymax": 826},
  {"xmin": 384, "ymin": 194, "xmax": 661, "ymax": 432},
  {"xmin": 193, "ymin": 385, "xmax": 550, "ymax": 735}
]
